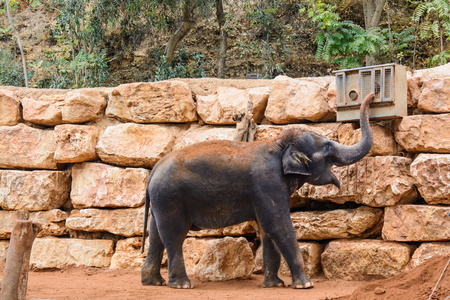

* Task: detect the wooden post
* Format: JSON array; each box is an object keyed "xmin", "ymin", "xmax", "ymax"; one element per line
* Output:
[{"xmin": 1, "ymin": 211, "xmax": 40, "ymax": 300}]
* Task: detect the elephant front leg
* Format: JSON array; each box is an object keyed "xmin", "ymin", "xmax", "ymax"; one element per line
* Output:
[
  {"xmin": 255, "ymin": 204, "xmax": 313, "ymax": 289},
  {"xmin": 260, "ymin": 231, "xmax": 285, "ymax": 288}
]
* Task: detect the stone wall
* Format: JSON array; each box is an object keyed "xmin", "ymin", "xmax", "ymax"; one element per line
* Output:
[{"xmin": 1, "ymin": 63, "xmax": 450, "ymax": 281}]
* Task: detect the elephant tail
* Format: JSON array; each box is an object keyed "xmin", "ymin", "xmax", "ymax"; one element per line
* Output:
[{"xmin": 141, "ymin": 181, "xmax": 151, "ymax": 253}]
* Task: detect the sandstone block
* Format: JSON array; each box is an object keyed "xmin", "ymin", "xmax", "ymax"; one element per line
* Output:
[
  {"xmin": 407, "ymin": 71, "xmax": 422, "ymax": 107},
  {"xmin": 0, "ymin": 89, "xmax": 21, "ymax": 125},
  {"xmin": 173, "ymin": 125, "xmax": 236, "ymax": 151},
  {"xmin": 0, "ymin": 170, "xmax": 71, "ymax": 211},
  {"xmin": 71, "ymin": 163, "xmax": 150, "ymax": 208},
  {"xmin": 291, "ymin": 206, "xmax": 383, "ymax": 240},
  {"xmin": 65, "ymin": 207, "xmax": 144, "ymax": 237},
  {"xmin": 264, "ymin": 75, "xmax": 335, "ymax": 124},
  {"xmin": 30, "ymin": 238, "xmax": 114, "ymax": 269},
  {"xmin": 22, "ymin": 89, "xmax": 106, "ymax": 125},
  {"xmin": 96, "ymin": 123, "xmax": 183, "ymax": 168},
  {"xmin": 255, "ymin": 123, "xmax": 341, "ymax": 142},
  {"xmin": 297, "ymin": 156, "xmax": 418, "ymax": 207},
  {"xmin": 338, "ymin": 123, "xmax": 398, "ymax": 156},
  {"xmin": 106, "ymin": 81, "xmax": 197, "ymax": 123},
  {"xmin": 197, "ymin": 87, "xmax": 250, "ymax": 125},
  {"xmin": 410, "ymin": 242, "xmax": 450, "ymax": 268},
  {"xmin": 394, "ymin": 114, "xmax": 450, "ymax": 153},
  {"xmin": 418, "ymin": 78, "xmax": 450, "ymax": 113},
  {"xmin": 0, "ymin": 240, "xmax": 8, "ymax": 261},
  {"xmin": 254, "ymin": 241, "xmax": 322, "ymax": 278},
  {"xmin": 382, "ymin": 205, "xmax": 450, "ymax": 242},
  {"xmin": 0, "ymin": 209, "xmax": 68, "ymax": 239},
  {"xmin": 321, "ymin": 239, "xmax": 411, "ymax": 280},
  {"xmin": 0, "ymin": 124, "xmax": 58, "ymax": 169},
  {"xmin": 410, "ymin": 154, "xmax": 450, "ymax": 204},
  {"xmin": 248, "ymin": 86, "xmax": 270, "ymax": 123},
  {"xmin": 183, "ymin": 237, "xmax": 218, "ymax": 273},
  {"xmin": 194, "ymin": 237, "xmax": 255, "ymax": 281},
  {"xmin": 54, "ymin": 125, "xmax": 99, "ymax": 163},
  {"xmin": 187, "ymin": 221, "xmax": 257, "ymax": 238},
  {"xmin": 110, "ymin": 237, "xmax": 168, "ymax": 269}
]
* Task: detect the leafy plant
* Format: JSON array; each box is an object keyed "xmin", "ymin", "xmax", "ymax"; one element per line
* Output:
[
  {"xmin": 411, "ymin": 0, "xmax": 450, "ymax": 67},
  {"xmin": 0, "ymin": 49, "xmax": 32, "ymax": 86},
  {"xmin": 153, "ymin": 50, "xmax": 206, "ymax": 81}
]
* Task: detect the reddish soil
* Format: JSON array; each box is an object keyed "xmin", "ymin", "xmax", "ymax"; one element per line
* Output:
[{"xmin": 1, "ymin": 255, "xmax": 449, "ymax": 300}]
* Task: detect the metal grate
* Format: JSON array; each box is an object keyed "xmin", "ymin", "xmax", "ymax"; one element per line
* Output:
[
  {"xmin": 384, "ymin": 67, "xmax": 392, "ymax": 100},
  {"xmin": 374, "ymin": 69, "xmax": 381, "ymax": 101},
  {"xmin": 336, "ymin": 73, "xmax": 345, "ymax": 106},
  {"xmin": 360, "ymin": 70, "xmax": 372, "ymax": 100}
]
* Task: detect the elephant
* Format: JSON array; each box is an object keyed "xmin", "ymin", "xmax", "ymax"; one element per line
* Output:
[{"xmin": 141, "ymin": 92, "xmax": 375, "ymax": 289}]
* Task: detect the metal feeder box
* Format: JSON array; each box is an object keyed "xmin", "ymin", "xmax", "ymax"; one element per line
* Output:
[{"xmin": 333, "ymin": 63, "xmax": 407, "ymax": 122}]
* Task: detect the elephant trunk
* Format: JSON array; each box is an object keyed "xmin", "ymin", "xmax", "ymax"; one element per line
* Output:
[{"xmin": 333, "ymin": 92, "xmax": 374, "ymax": 166}]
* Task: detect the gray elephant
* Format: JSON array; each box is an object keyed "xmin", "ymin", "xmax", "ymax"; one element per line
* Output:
[{"xmin": 141, "ymin": 93, "xmax": 375, "ymax": 289}]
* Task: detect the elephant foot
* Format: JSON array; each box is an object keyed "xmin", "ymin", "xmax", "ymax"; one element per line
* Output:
[
  {"xmin": 141, "ymin": 274, "xmax": 166, "ymax": 286},
  {"xmin": 168, "ymin": 278, "xmax": 194, "ymax": 289},
  {"xmin": 291, "ymin": 276, "xmax": 314, "ymax": 289},
  {"xmin": 263, "ymin": 277, "xmax": 285, "ymax": 288}
]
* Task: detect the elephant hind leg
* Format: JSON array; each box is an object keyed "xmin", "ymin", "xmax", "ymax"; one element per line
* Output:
[{"xmin": 141, "ymin": 214, "xmax": 166, "ymax": 286}]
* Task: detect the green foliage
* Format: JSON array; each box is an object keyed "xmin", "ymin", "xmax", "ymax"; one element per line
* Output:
[
  {"xmin": 154, "ymin": 50, "xmax": 206, "ymax": 81},
  {"xmin": 428, "ymin": 50, "xmax": 450, "ymax": 67},
  {"xmin": 302, "ymin": 0, "xmax": 416, "ymax": 68},
  {"xmin": 411, "ymin": 0, "xmax": 450, "ymax": 66},
  {"xmin": 0, "ymin": 49, "xmax": 31, "ymax": 86}
]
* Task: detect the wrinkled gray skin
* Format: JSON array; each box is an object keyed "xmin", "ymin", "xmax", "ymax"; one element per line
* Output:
[{"xmin": 141, "ymin": 93, "xmax": 374, "ymax": 289}]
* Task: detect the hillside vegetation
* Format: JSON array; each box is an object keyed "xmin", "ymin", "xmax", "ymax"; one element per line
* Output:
[{"xmin": 0, "ymin": 0, "xmax": 449, "ymax": 88}]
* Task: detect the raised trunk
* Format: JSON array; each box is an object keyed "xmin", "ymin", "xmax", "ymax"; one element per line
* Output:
[
  {"xmin": 165, "ymin": 0, "xmax": 195, "ymax": 63},
  {"xmin": 333, "ymin": 93, "xmax": 374, "ymax": 166}
]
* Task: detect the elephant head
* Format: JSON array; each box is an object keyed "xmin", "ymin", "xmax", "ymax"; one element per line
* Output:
[{"xmin": 279, "ymin": 92, "xmax": 374, "ymax": 188}]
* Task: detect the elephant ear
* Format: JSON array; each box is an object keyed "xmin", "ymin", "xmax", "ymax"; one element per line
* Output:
[{"xmin": 281, "ymin": 143, "xmax": 312, "ymax": 175}]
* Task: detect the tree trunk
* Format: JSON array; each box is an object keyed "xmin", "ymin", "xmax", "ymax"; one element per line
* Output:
[
  {"xmin": 216, "ymin": 0, "xmax": 227, "ymax": 78},
  {"xmin": 363, "ymin": 0, "xmax": 386, "ymax": 66},
  {"xmin": 1, "ymin": 211, "xmax": 40, "ymax": 300},
  {"xmin": 165, "ymin": 0, "xmax": 195, "ymax": 63}
]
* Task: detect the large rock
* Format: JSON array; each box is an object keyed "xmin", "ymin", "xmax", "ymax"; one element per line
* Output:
[
  {"xmin": 30, "ymin": 238, "xmax": 114, "ymax": 269},
  {"xmin": 255, "ymin": 123, "xmax": 341, "ymax": 142},
  {"xmin": 291, "ymin": 206, "xmax": 383, "ymax": 240},
  {"xmin": 54, "ymin": 125, "xmax": 99, "ymax": 163},
  {"xmin": 71, "ymin": 163, "xmax": 150, "ymax": 208},
  {"xmin": 383, "ymin": 205, "xmax": 450, "ymax": 242},
  {"xmin": 254, "ymin": 241, "xmax": 322, "ymax": 278},
  {"xmin": 0, "ymin": 124, "xmax": 58, "ymax": 169},
  {"xmin": 183, "ymin": 237, "xmax": 218, "ymax": 273},
  {"xmin": 110, "ymin": 237, "xmax": 166, "ymax": 269},
  {"xmin": 0, "ymin": 209, "xmax": 69, "ymax": 239},
  {"xmin": 297, "ymin": 156, "xmax": 418, "ymax": 207},
  {"xmin": 410, "ymin": 242, "xmax": 450, "ymax": 268},
  {"xmin": 96, "ymin": 123, "xmax": 184, "ymax": 168},
  {"xmin": 187, "ymin": 221, "xmax": 257, "ymax": 238},
  {"xmin": 321, "ymin": 239, "xmax": 411, "ymax": 280},
  {"xmin": 338, "ymin": 123, "xmax": 398, "ymax": 156},
  {"xmin": 410, "ymin": 154, "xmax": 450, "ymax": 205},
  {"xmin": 0, "ymin": 170, "xmax": 71, "ymax": 211},
  {"xmin": 394, "ymin": 114, "xmax": 450, "ymax": 153},
  {"xmin": 196, "ymin": 86, "xmax": 268, "ymax": 125},
  {"xmin": 65, "ymin": 207, "xmax": 144, "ymax": 237},
  {"xmin": 418, "ymin": 78, "xmax": 450, "ymax": 113},
  {"xmin": 194, "ymin": 237, "xmax": 255, "ymax": 281},
  {"xmin": 0, "ymin": 89, "xmax": 21, "ymax": 125},
  {"xmin": 264, "ymin": 76, "xmax": 335, "ymax": 124},
  {"xmin": 106, "ymin": 81, "xmax": 197, "ymax": 123},
  {"xmin": 0, "ymin": 240, "xmax": 8, "ymax": 261},
  {"xmin": 407, "ymin": 71, "xmax": 422, "ymax": 108},
  {"xmin": 22, "ymin": 89, "xmax": 106, "ymax": 125},
  {"xmin": 173, "ymin": 125, "xmax": 236, "ymax": 151}
]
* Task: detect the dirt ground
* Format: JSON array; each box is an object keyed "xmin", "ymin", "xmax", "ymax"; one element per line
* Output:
[
  {"xmin": 1, "ymin": 255, "xmax": 450, "ymax": 300},
  {"xmin": 1, "ymin": 266, "xmax": 367, "ymax": 300}
]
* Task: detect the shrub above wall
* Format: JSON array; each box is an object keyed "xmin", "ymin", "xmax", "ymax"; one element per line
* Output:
[{"xmin": 0, "ymin": 63, "xmax": 450, "ymax": 280}]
